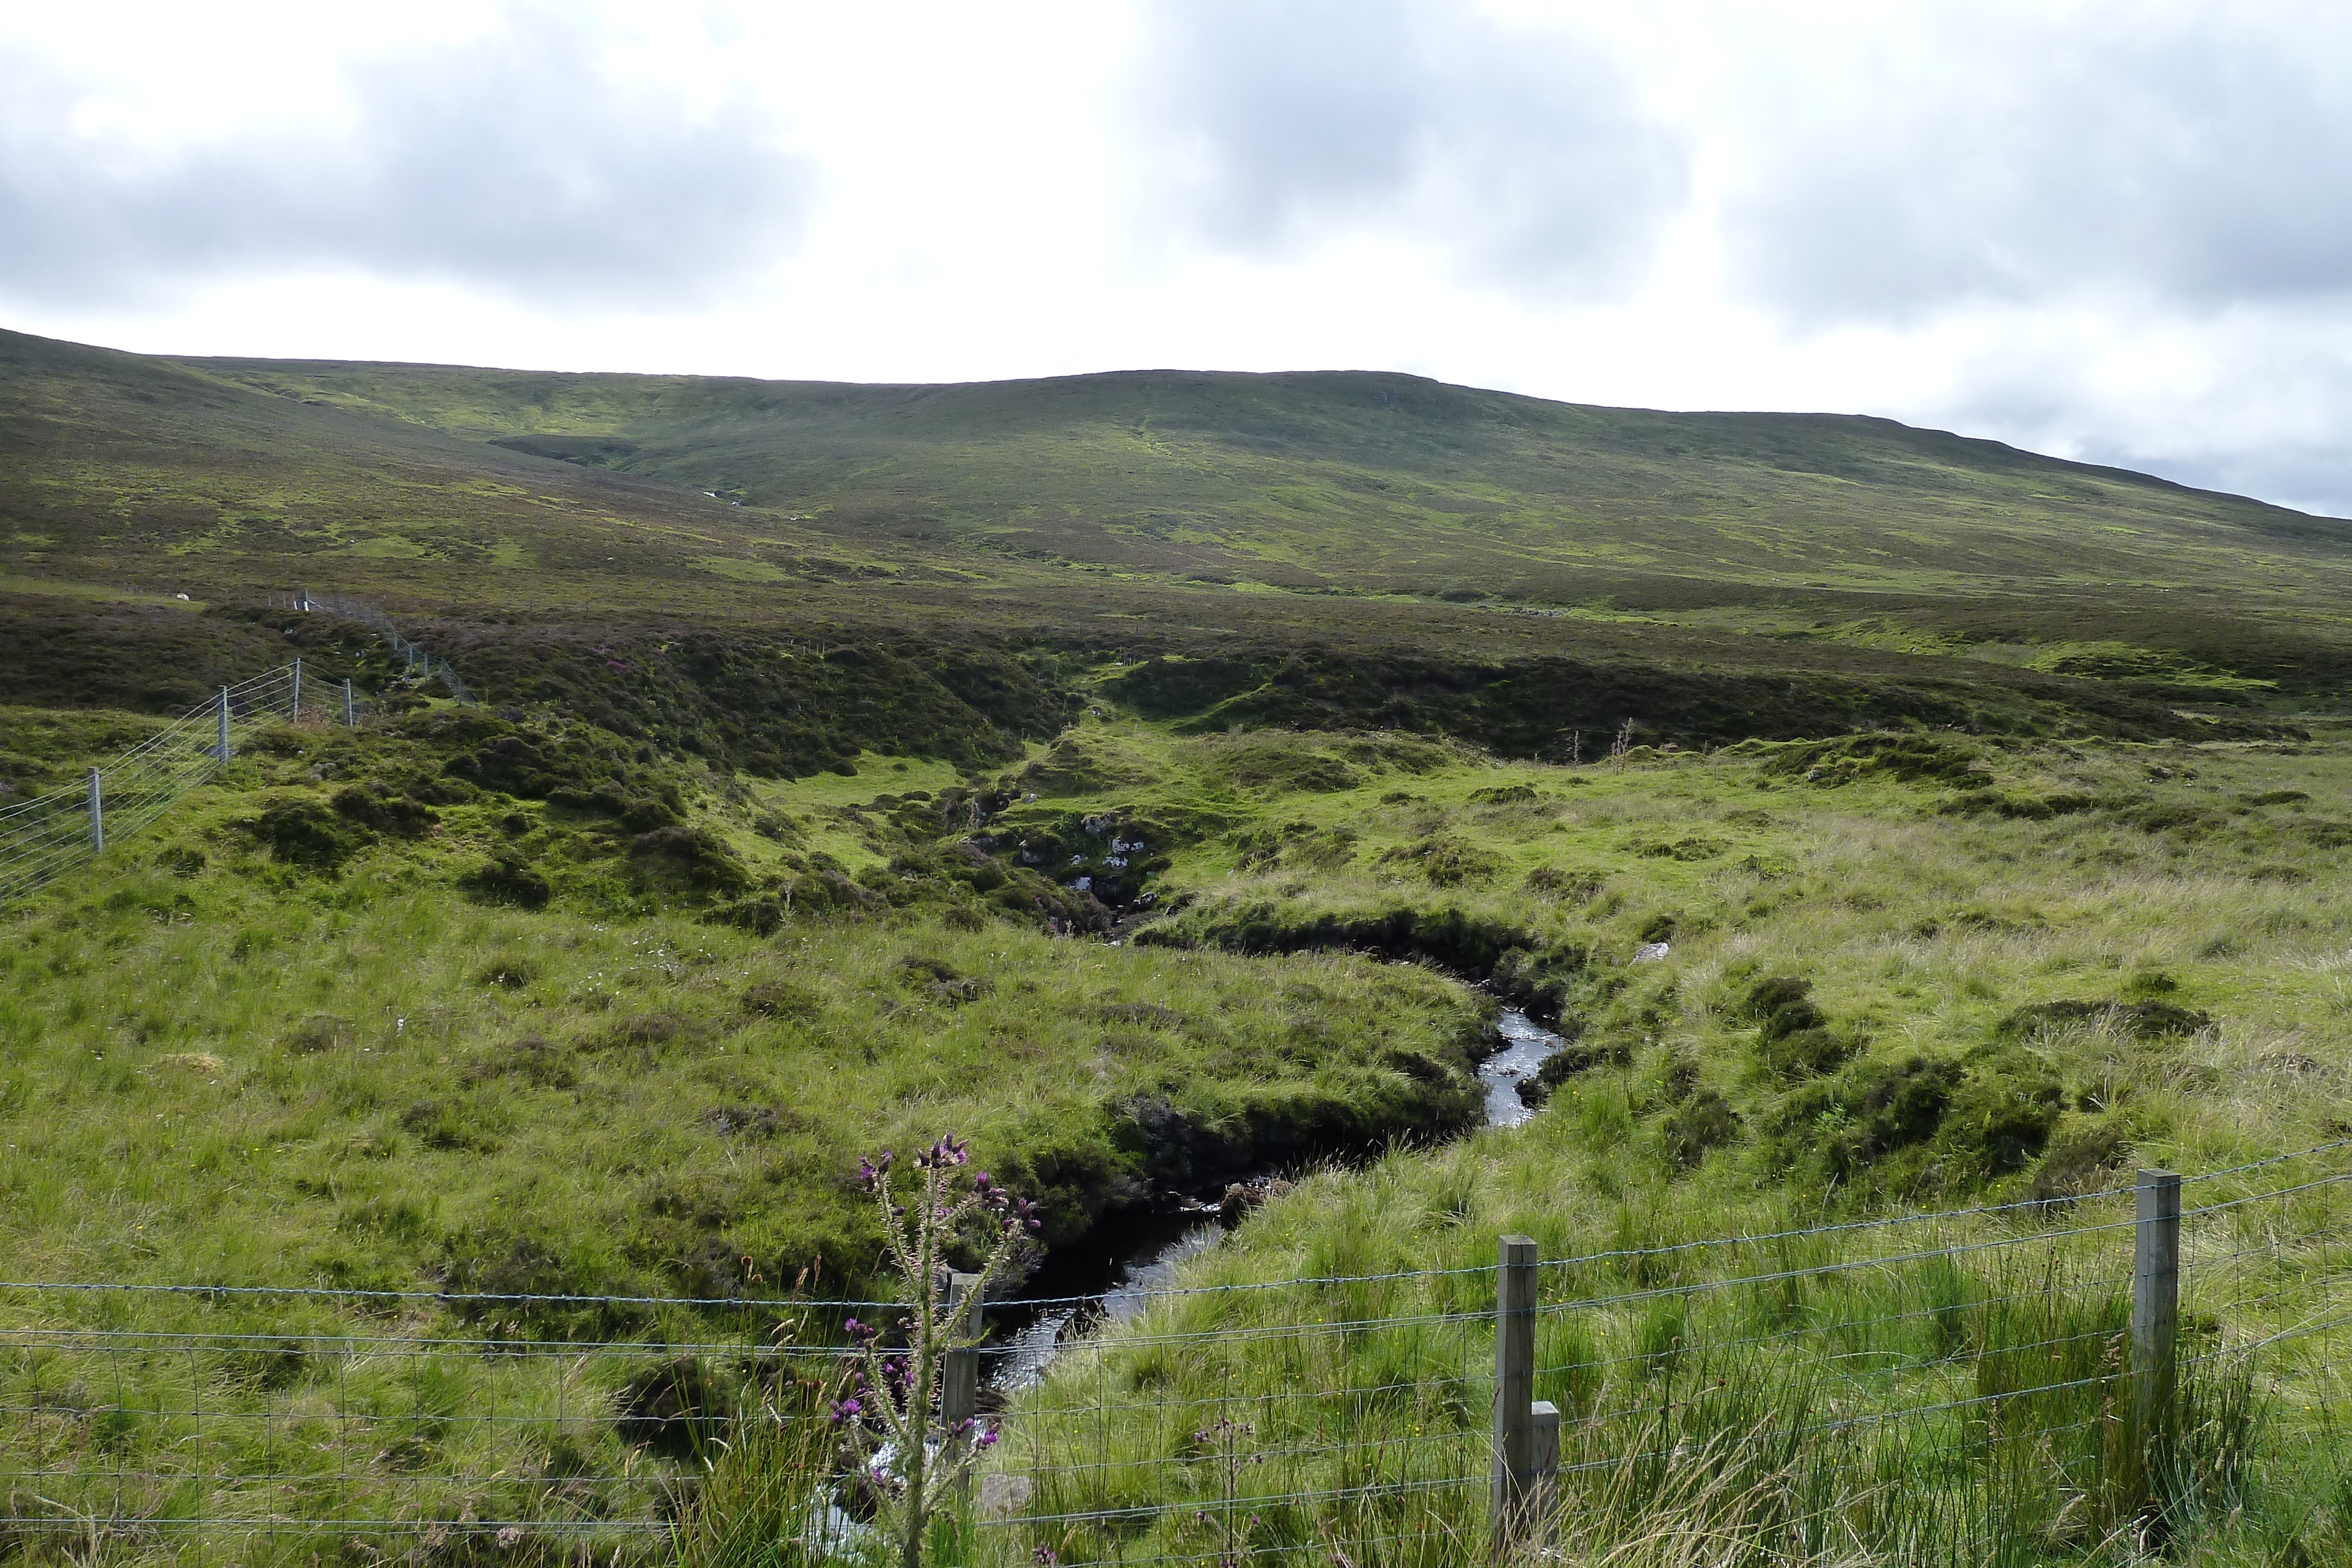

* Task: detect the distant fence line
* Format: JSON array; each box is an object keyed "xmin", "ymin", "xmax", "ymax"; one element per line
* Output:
[
  {"xmin": 2, "ymin": 1143, "xmax": 2347, "ymax": 1561},
  {"xmin": 290, "ymin": 587, "xmax": 479, "ymax": 707}
]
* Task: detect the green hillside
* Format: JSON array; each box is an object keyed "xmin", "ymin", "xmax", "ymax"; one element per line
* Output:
[
  {"xmin": 6, "ymin": 326, "xmax": 2351, "ymax": 760},
  {"xmin": 179, "ymin": 357, "xmax": 2352, "ymax": 605}
]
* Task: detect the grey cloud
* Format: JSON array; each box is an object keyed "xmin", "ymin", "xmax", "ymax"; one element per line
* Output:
[
  {"xmin": 1127, "ymin": 0, "xmax": 1688, "ymax": 299},
  {"xmin": 1728, "ymin": 9, "xmax": 2352, "ymax": 323},
  {"xmin": 0, "ymin": 16, "xmax": 815, "ymax": 307},
  {"xmin": 1905, "ymin": 319, "xmax": 2352, "ymax": 520}
]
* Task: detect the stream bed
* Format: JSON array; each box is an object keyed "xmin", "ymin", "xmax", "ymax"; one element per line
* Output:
[{"xmin": 988, "ymin": 1008, "xmax": 1564, "ymax": 1389}]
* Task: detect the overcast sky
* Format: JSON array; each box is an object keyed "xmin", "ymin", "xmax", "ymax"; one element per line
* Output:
[{"xmin": 5, "ymin": 1, "xmax": 2350, "ymax": 515}]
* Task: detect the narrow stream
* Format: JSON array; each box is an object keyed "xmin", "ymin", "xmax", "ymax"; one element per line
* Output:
[
  {"xmin": 1477, "ymin": 1009, "xmax": 1568, "ymax": 1129},
  {"xmin": 988, "ymin": 1008, "xmax": 1563, "ymax": 1390}
]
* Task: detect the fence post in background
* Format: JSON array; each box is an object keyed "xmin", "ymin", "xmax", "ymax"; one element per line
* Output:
[
  {"xmin": 85, "ymin": 770, "xmax": 104, "ymax": 852},
  {"xmin": 290, "ymin": 657, "xmax": 302, "ymax": 721},
  {"xmin": 2129, "ymin": 1168, "xmax": 2183, "ymax": 1510},
  {"xmin": 343, "ymin": 678, "xmax": 355, "ymax": 727},
  {"xmin": 1529, "ymin": 1400, "xmax": 1560, "ymax": 1553},
  {"xmin": 215, "ymin": 687, "xmax": 232, "ymax": 761},
  {"xmin": 943, "ymin": 1271, "xmax": 983, "ymax": 1505},
  {"xmin": 1492, "ymin": 1234, "xmax": 1539, "ymax": 1563}
]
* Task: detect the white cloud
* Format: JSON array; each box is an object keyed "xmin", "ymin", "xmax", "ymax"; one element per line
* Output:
[
  {"xmin": 1718, "ymin": 4, "xmax": 2352, "ymax": 323},
  {"xmin": 0, "ymin": 8, "xmax": 815, "ymax": 307},
  {"xmin": 1123, "ymin": 0, "xmax": 1688, "ymax": 300},
  {"xmin": 4, "ymin": 1, "xmax": 2351, "ymax": 516}
]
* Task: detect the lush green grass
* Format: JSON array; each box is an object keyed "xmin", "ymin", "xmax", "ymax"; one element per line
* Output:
[
  {"xmin": 1015, "ymin": 716, "xmax": 2352, "ymax": 1192},
  {"xmin": 0, "ymin": 703, "xmax": 1498, "ymax": 1559},
  {"xmin": 0, "ymin": 713, "xmax": 1489, "ymax": 1311},
  {"xmin": 956, "ymin": 717, "xmax": 2352, "ymax": 1566},
  {"xmin": 11, "ymin": 695, "xmax": 2352, "ymax": 1560}
]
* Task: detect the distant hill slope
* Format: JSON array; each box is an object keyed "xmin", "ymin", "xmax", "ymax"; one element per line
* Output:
[
  {"xmin": 1, "ymin": 326, "xmax": 2345, "ymax": 750},
  {"xmin": 172, "ymin": 356, "xmax": 2352, "ymax": 610}
]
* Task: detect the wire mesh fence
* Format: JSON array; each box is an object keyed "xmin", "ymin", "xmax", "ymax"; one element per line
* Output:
[
  {"xmin": 0, "ymin": 665, "xmax": 354, "ymax": 908},
  {"xmin": 2, "ymin": 596, "xmax": 475, "ymax": 910},
  {"xmin": 4, "ymin": 1146, "xmax": 2348, "ymax": 1564}
]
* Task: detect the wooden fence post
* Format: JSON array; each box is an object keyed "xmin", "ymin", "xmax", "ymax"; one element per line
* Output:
[
  {"xmin": 291, "ymin": 658, "xmax": 303, "ymax": 721},
  {"xmin": 2129, "ymin": 1168, "xmax": 2181, "ymax": 1510},
  {"xmin": 1492, "ymin": 1234, "xmax": 1538, "ymax": 1562},
  {"xmin": 215, "ymin": 688, "xmax": 232, "ymax": 761},
  {"xmin": 1529, "ymin": 1399, "xmax": 1560, "ymax": 1554},
  {"xmin": 943, "ymin": 1271, "xmax": 983, "ymax": 1505},
  {"xmin": 343, "ymin": 678, "xmax": 355, "ymax": 728},
  {"xmin": 85, "ymin": 770, "xmax": 104, "ymax": 852}
]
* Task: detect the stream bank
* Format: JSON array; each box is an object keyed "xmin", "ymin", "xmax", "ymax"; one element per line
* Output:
[{"xmin": 988, "ymin": 1007, "xmax": 1565, "ymax": 1389}]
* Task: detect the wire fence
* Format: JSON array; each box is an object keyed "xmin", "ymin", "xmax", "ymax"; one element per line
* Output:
[
  {"xmin": 1, "ymin": 665, "xmax": 326, "ymax": 909},
  {"xmin": 3, "ymin": 1145, "xmax": 2348, "ymax": 1563},
  {"xmin": 1, "ymin": 599, "xmax": 475, "ymax": 911}
]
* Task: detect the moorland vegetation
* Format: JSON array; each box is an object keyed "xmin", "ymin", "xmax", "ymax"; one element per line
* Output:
[{"xmin": 5, "ymin": 327, "xmax": 2352, "ymax": 1562}]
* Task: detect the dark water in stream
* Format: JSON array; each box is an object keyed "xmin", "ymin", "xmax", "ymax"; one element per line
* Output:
[{"xmin": 987, "ymin": 1008, "xmax": 1564, "ymax": 1389}]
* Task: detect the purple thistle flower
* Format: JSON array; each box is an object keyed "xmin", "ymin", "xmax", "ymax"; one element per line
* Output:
[{"xmin": 1033, "ymin": 1550, "xmax": 1057, "ymax": 1566}]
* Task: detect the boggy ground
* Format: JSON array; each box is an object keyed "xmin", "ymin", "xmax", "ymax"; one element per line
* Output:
[
  {"xmin": 971, "ymin": 718, "xmax": 2352, "ymax": 1568},
  {"xmin": 0, "ymin": 702, "xmax": 1491, "ymax": 1555},
  {"xmin": 9, "ymin": 693, "xmax": 2352, "ymax": 1561},
  {"xmin": 1018, "ymin": 717, "xmax": 2352, "ymax": 1195},
  {"xmin": 0, "ymin": 711, "xmax": 1494, "ymax": 1318}
]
